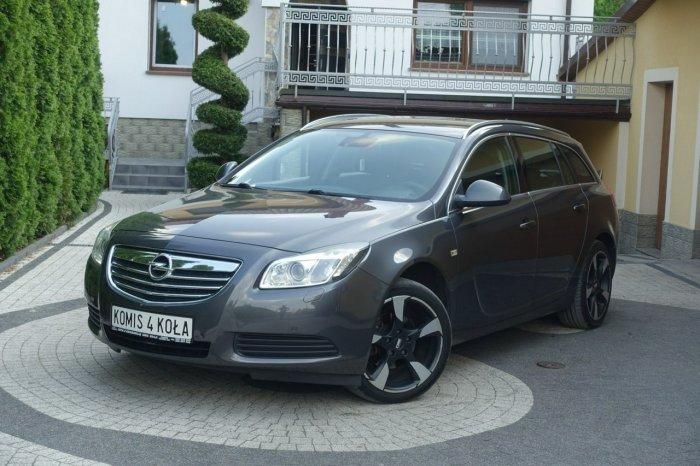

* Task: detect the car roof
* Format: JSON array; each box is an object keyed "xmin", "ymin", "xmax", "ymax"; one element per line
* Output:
[{"xmin": 300, "ymin": 114, "xmax": 572, "ymax": 141}]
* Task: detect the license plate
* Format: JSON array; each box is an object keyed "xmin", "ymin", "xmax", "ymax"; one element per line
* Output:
[{"xmin": 111, "ymin": 306, "xmax": 193, "ymax": 344}]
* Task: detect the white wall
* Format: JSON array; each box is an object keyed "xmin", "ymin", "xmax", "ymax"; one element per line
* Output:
[{"xmin": 99, "ymin": 0, "xmax": 266, "ymax": 120}]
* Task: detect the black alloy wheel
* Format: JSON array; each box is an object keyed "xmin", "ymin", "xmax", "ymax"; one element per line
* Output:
[
  {"xmin": 559, "ymin": 240, "xmax": 613, "ymax": 329},
  {"xmin": 351, "ymin": 278, "xmax": 451, "ymax": 403}
]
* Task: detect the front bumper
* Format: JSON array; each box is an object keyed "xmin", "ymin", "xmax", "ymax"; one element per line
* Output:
[{"xmin": 84, "ymin": 234, "xmax": 387, "ymax": 386}]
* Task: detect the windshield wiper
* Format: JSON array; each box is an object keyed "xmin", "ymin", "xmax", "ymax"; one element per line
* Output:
[
  {"xmin": 306, "ymin": 189, "xmax": 327, "ymax": 195},
  {"xmin": 225, "ymin": 182, "xmax": 264, "ymax": 190}
]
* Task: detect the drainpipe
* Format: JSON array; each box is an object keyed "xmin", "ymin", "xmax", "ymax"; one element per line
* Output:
[
  {"xmin": 561, "ymin": 0, "xmax": 573, "ymax": 98},
  {"xmin": 563, "ymin": 0, "xmax": 572, "ymax": 62}
]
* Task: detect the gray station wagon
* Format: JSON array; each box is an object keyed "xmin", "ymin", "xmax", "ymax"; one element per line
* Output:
[{"xmin": 85, "ymin": 115, "xmax": 618, "ymax": 403}]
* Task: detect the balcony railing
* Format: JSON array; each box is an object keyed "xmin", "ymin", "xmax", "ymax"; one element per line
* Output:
[
  {"xmin": 103, "ymin": 97, "xmax": 120, "ymax": 188},
  {"xmin": 278, "ymin": 3, "xmax": 635, "ymax": 102}
]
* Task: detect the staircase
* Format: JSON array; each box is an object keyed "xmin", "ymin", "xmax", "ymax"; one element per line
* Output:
[{"xmin": 110, "ymin": 158, "xmax": 186, "ymax": 193}]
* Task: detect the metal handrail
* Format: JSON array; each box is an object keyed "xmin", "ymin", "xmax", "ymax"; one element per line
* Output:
[
  {"xmin": 103, "ymin": 97, "xmax": 120, "ymax": 189},
  {"xmin": 185, "ymin": 57, "xmax": 278, "ymax": 164},
  {"xmin": 278, "ymin": 3, "xmax": 635, "ymax": 102}
]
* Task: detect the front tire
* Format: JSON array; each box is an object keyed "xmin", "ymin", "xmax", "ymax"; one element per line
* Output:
[
  {"xmin": 350, "ymin": 278, "xmax": 451, "ymax": 403},
  {"xmin": 558, "ymin": 240, "xmax": 613, "ymax": 329}
]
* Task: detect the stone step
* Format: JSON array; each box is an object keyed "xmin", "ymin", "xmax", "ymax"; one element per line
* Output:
[{"xmin": 110, "ymin": 157, "xmax": 187, "ymax": 192}]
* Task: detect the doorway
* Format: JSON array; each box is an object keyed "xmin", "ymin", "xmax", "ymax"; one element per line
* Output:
[
  {"xmin": 637, "ymin": 71, "xmax": 677, "ymax": 254},
  {"xmin": 655, "ymin": 83, "xmax": 673, "ymax": 249}
]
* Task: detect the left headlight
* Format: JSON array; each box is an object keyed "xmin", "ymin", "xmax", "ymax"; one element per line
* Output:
[
  {"xmin": 90, "ymin": 222, "xmax": 118, "ymax": 265},
  {"xmin": 260, "ymin": 243, "xmax": 369, "ymax": 289}
]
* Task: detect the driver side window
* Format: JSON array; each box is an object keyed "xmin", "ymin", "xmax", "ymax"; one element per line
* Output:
[{"xmin": 461, "ymin": 137, "xmax": 519, "ymax": 195}]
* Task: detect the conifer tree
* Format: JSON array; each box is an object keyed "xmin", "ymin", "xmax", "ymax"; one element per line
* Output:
[{"xmin": 188, "ymin": 0, "xmax": 250, "ymax": 187}]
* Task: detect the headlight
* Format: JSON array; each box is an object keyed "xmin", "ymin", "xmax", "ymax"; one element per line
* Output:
[
  {"xmin": 90, "ymin": 222, "xmax": 117, "ymax": 265},
  {"xmin": 260, "ymin": 243, "xmax": 369, "ymax": 289}
]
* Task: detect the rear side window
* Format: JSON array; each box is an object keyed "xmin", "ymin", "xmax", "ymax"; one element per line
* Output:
[
  {"xmin": 461, "ymin": 137, "xmax": 519, "ymax": 195},
  {"xmin": 514, "ymin": 137, "xmax": 565, "ymax": 191},
  {"xmin": 558, "ymin": 145, "xmax": 596, "ymax": 183}
]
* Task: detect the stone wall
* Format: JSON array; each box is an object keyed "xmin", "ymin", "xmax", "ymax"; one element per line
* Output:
[
  {"xmin": 116, "ymin": 117, "xmax": 278, "ymax": 160},
  {"xmin": 117, "ymin": 118, "xmax": 186, "ymax": 159},
  {"xmin": 619, "ymin": 209, "xmax": 700, "ymax": 259},
  {"xmin": 279, "ymin": 108, "xmax": 303, "ymax": 137},
  {"xmin": 240, "ymin": 119, "xmax": 277, "ymax": 155}
]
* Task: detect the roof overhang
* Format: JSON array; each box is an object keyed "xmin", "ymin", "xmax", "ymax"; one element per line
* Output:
[{"xmin": 277, "ymin": 90, "xmax": 631, "ymax": 121}]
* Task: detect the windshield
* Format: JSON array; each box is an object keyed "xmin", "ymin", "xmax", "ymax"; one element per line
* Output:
[{"xmin": 224, "ymin": 128, "xmax": 460, "ymax": 201}]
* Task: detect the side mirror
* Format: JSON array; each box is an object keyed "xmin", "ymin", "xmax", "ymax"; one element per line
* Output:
[
  {"xmin": 216, "ymin": 161, "xmax": 238, "ymax": 183},
  {"xmin": 453, "ymin": 179, "xmax": 511, "ymax": 208}
]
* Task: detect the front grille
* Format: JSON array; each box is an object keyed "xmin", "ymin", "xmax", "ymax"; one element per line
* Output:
[
  {"xmin": 104, "ymin": 325, "xmax": 210, "ymax": 358},
  {"xmin": 108, "ymin": 246, "xmax": 240, "ymax": 303},
  {"xmin": 235, "ymin": 333, "xmax": 339, "ymax": 359}
]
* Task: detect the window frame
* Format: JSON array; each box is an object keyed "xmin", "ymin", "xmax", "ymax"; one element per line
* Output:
[
  {"xmin": 512, "ymin": 135, "xmax": 569, "ymax": 192},
  {"xmin": 555, "ymin": 144, "xmax": 597, "ymax": 185},
  {"xmin": 148, "ymin": 0, "xmax": 199, "ymax": 75},
  {"xmin": 454, "ymin": 134, "xmax": 522, "ymax": 200},
  {"xmin": 412, "ymin": 0, "xmax": 528, "ymax": 72}
]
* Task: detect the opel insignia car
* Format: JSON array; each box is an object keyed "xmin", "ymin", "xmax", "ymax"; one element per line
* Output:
[{"xmin": 85, "ymin": 115, "xmax": 618, "ymax": 403}]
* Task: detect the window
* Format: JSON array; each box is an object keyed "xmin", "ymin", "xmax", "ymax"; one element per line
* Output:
[
  {"xmin": 557, "ymin": 145, "xmax": 596, "ymax": 183},
  {"xmin": 414, "ymin": 0, "xmax": 527, "ymax": 71},
  {"xmin": 150, "ymin": 0, "xmax": 198, "ymax": 72},
  {"xmin": 462, "ymin": 137, "xmax": 519, "ymax": 195},
  {"xmin": 514, "ymin": 137, "xmax": 566, "ymax": 191}
]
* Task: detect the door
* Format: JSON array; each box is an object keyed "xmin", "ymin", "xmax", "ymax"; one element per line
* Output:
[
  {"xmin": 656, "ymin": 83, "xmax": 673, "ymax": 249},
  {"xmin": 450, "ymin": 136, "xmax": 538, "ymax": 328},
  {"xmin": 513, "ymin": 136, "xmax": 588, "ymax": 302}
]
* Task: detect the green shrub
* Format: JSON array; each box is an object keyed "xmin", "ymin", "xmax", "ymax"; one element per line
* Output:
[
  {"xmin": 0, "ymin": 0, "xmax": 103, "ymax": 260},
  {"xmin": 187, "ymin": 156, "xmax": 222, "ymax": 189},
  {"xmin": 190, "ymin": 0, "xmax": 250, "ymax": 181}
]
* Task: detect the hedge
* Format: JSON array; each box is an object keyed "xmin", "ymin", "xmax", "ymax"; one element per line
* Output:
[{"xmin": 0, "ymin": 0, "xmax": 104, "ymax": 260}]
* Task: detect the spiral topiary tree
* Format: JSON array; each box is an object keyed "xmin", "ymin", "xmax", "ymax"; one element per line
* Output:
[{"xmin": 188, "ymin": 0, "xmax": 250, "ymax": 187}]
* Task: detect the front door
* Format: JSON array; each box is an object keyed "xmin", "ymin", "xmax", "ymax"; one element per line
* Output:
[{"xmin": 450, "ymin": 136, "xmax": 538, "ymax": 329}]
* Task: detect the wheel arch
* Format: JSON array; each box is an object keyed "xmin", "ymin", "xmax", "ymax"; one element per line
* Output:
[
  {"xmin": 595, "ymin": 231, "xmax": 617, "ymax": 274},
  {"xmin": 399, "ymin": 261, "xmax": 450, "ymax": 312}
]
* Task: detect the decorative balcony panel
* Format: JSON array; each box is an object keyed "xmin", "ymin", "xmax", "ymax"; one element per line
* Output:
[{"xmin": 278, "ymin": 3, "xmax": 635, "ymax": 101}]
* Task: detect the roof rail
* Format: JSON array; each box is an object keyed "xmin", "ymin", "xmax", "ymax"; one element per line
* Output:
[
  {"xmin": 465, "ymin": 119, "xmax": 571, "ymax": 138},
  {"xmin": 300, "ymin": 114, "xmax": 387, "ymax": 131},
  {"xmin": 300, "ymin": 114, "xmax": 483, "ymax": 134}
]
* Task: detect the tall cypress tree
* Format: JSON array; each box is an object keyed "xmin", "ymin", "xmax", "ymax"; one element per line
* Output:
[
  {"xmin": 29, "ymin": 0, "xmax": 62, "ymax": 235},
  {"xmin": 0, "ymin": 0, "xmax": 103, "ymax": 259},
  {"xmin": 0, "ymin": 0, "xmax": 37, "ymax": 255}
]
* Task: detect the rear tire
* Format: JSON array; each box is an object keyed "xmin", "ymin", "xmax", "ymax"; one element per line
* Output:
[
  {"xmin": 349, "ymin": 278, "xmax": 451, "ymax": 403},
  {"xmin": 558, "ymin": 240, "xmax": 613, "ymax": 329}
]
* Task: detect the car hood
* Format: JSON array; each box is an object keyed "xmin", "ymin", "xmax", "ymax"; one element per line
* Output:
[{"xmin": 114, "ymin": 184, "xmax": 435, "ymax": 252}]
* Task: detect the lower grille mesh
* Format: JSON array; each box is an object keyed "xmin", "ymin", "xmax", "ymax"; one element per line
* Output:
[
  {"xmin": 235, "ymin": 333, "xmax": 339, "ymax": 359},
  {"xmin": 87, "ymin": 304, "xmax": 101, "ymax": 332},
  {"xmin": 104, "ymin": 326, "xmax": 210, "ymax": 358}
]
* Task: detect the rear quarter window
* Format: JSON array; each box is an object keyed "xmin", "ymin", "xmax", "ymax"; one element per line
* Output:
[
  {"xmin": 558, "ymin": 145, "xmax": 596, "ymax": 183},
  {"xmin": 513, "ymin": 137, "xmax": 565, "ymax": 191}
]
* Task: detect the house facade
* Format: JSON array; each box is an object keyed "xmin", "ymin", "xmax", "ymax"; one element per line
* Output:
[
  {"xmin": 96, "ymin": 0, "xmax": 700, "ymax": 261},
  {"xmin": 97, "ymin": 0, "xmax": 269, "ymax": 162},
  {"xmin": 566, "ymin": 0, "xmax": 700, "ymax": 258}
]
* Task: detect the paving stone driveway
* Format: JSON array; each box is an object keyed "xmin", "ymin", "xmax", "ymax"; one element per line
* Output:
[{"xmin": 0, "ymin": 191, "xmax": 698, "ymax": 465}]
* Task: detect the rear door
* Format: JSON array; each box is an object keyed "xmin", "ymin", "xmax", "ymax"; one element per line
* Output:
[
  {"xmin": 450, "ymin": 136, "xmax": 538, "ymax": 328},
  {"xmin": 512, "ymin": 136, "xmax": 588, "ymax": 303}
]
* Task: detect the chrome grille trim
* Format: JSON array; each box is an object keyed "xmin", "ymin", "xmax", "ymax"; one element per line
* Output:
[{"xmin": 108, "ymin": 246, "xmax": 240, "ymax": 304}]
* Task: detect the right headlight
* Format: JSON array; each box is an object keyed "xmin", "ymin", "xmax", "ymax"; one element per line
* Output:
[
  {"xmin": 90, "ymin": 222, "xmax": 118, "ymax": 265},
  {"xmin": 260, "ymin": 243, "xmax": 369, "ymax": 289}
]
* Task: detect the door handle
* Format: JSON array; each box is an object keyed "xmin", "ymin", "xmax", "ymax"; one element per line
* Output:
[
  {"xmin": 520, "ymin": 219, "xmax": 536, "ymax": 230},
  {"xmin": 572, "ymin": 203, "xmax": 587, "ymax": 213}
]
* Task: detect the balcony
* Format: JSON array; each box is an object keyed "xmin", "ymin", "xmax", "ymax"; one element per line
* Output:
[{"xmin": 277, "ymin": 3, "xmax": 635, "ymax": 116}]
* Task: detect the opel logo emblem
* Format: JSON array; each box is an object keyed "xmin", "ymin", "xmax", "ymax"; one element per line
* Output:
[{"xmin": 148, "ymin": 254, "xmax": 173, "ymax": 281}]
